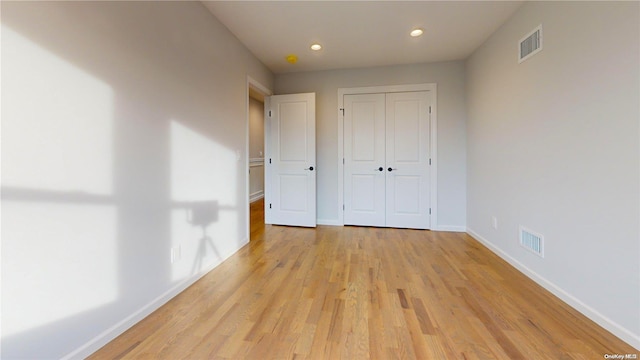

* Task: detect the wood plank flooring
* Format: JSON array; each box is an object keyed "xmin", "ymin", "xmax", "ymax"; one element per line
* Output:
[{"xmin": 90, "ymin": 198, "xmax": 636, "ymax": 359}]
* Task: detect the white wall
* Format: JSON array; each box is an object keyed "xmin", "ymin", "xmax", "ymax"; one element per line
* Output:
[
  {"xmin": 466, "ymin": 1, "xmax": 639, "ymax": 348},
  {"xmin": 1, "ymin": 2, "xmax": 273, "ymax": 358},
  {"xmin": 275, "ymin": 62, "xmax": 467, "ymax": 228}
]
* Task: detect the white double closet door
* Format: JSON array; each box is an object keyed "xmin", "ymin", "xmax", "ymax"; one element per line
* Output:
[{"xmin": 344, "ymin": 91, "xmax": 431, "ymax": 229}]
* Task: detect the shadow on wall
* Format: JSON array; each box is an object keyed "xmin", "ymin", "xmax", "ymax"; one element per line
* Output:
[
  {"xmin": 183, "ymin": 200, "xmax": 221, "ymax": 275},
  {"xmin": 1, "ymin": 2, "xmax": 247, "ymax": 358}
]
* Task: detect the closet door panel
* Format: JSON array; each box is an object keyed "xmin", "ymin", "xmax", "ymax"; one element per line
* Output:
[
  {"xmin": 385, "ymin": 91, "xmax": 431, "ymax": 229},
  {"xmin": 344, "ymin": 93, "xmax": 386, "ymax": 227}
]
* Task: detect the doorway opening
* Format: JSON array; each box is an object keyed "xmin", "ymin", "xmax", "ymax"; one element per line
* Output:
[{"xmin": 246, "ymin": 77, "xmax": 271, "ymax": 240}]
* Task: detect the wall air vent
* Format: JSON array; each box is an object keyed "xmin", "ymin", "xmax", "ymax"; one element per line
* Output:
[
  {"xmin": 519, "ymin": 226, "xmax": 544, "ymax": 258},
  {"xmin": 519, "ymin": 25, "xmax": 542, "ymax": 63}
]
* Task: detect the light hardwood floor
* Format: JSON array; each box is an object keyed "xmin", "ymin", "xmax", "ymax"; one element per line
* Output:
[{"xmin": 90, "ymin": 198, "xmax": 636, "ymax": 359}]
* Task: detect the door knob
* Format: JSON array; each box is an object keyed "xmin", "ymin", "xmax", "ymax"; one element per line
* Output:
[
  {"xmin": 388, "ymin": 167, "xmax": 397, "ymax": 172},
  {"xmin": 376, "ymin": 167, "xmax": 383, "ymax": 172},
  {"xmin": 305, "ymin": 166, "xmax": 314, "ymax": 171}
]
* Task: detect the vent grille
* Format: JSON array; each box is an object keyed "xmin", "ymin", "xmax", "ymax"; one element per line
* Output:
[
  {"xmin": 519, "ymin": 25, "xmax": 542, "ymax": 63},
  {"xmin": 520, "ymin": 226, "xmax": 544, "ymax": 257}
]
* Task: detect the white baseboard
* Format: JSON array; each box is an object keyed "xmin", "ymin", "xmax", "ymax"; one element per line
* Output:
[
  {"xmin": 249, "ymin": 190, "xmax": 264, "ymax": 203},
  {"xmin": 316, "ymin": 218, "xmax": 342, "ymax": 226},
  {"xmin": 466, "ymin": 228, "xmax": 640, "ymax": 351},
  {"xmin": 434, "ymin": 225, "xmax": 466, "ymax": 232},
  {"xmin": 312, "ymin": 222, "xmax": 467, "ymax": 231},
  {"xmin": 62, "ymin": 238, "xmax": 250, "ymax": 360}
]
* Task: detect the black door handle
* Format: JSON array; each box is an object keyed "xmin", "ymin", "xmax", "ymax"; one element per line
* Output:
[
  {"xmin": 378, "ymin": 167, "xmax": 383, "ymax": 171},
  {"xmin": 388, "ymin": 167, "xmax": 393, "ymax": 172},
  {"xmin": 305, "ymin": 166, "xmax": 314, "ymax": 171}
]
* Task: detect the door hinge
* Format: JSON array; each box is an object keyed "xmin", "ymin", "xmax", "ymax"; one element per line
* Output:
[
  {"xmin": 268, "ymin": 110, "xmax": 272, "ymax": 117},
  {"xmin": 343, "ymin": 204, "xmax": 345, "ymax": 210},
  {"xmin": 429, "ymin": 158, "xmax": 431, "ymax": 165},
  {"xmin": 340, "ymin": 108, "xmax": 344, "ymax": 116},
  {"xmin": 269, "ymin": 158, "xmax": 272, "ymax": 164},
  {"xmin": 270, "ymin": 203, "xmax": 272, "ymax": 209},
  {"xmin": 343, "ymin": 158, "xmax": 345, "ymax": 164},
  {"xmin": 429, "ymin": 208, "xmax": 431, "ymax": 215},
  {"xmin": 429, "ymin": 106, "xmax": 431, "ymax": 114}
]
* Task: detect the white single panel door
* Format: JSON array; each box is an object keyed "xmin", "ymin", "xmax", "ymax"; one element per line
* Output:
[
  {"xmin": 385, "ymin": 91, "xmax": 430, "ymax": 229},
  {"xmin": 268, "ymin": 93, "xmax": 316, "ymax": 227},
  {"xmin": 344, "ymin": 93, "xmax": 386, "ymax": 226}
]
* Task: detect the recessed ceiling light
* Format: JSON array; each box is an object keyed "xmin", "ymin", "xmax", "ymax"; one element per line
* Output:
[
  {"xmin": 310, "ymin": 43, "xmax": 322, "ymax": 51},
  {"xmin": 410, "ymin": 28, "xmax": 424, "ymax": 37}
]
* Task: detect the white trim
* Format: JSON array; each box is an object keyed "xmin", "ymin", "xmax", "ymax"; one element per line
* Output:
[
  {"xmin": 339, "ymin": 83, "xmax": 438, "ymax": 95},
  {"xmin": 301, "ymin": 223, "xmax": 467, "ymax": 231},
  {"xmin": 250, "ymin": 190, "xmax": 264, "ymax": 203},
  {"xmin": 467, "ymin": 228, "xmax": 640, "ymax": 350},
  {"xmin": 429, "ymin": 88, "xmax": 438, "ymax": 230},
  {"xmin": 435, "ymin": 225, "xmax": 466, "ymax": 232},
  {"xmin": 249, "ymin": 157, "xmax": 265, "ymax": 165},
  {"xmin": 264, "ymin": 97, "xmax": 272, "ymax": 224},
  {"xmin": 316, "ymin": 218, "xmax": 342, "ymax": 226},
  {"xmin": 61, "ymin": 238, "xmax": 250, "ymax": 360},
  {"xmin": 247, "ymin": 76, "xmax": 272, "ymax": 98},
  {"xmin": 337, "ymin": 83, "xmax": 438, "ymax": 229}
]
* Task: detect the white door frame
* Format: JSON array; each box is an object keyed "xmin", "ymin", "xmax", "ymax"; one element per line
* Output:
[
  {"xmin": 246, "ymin": 76, "xmax": 272, "ymax": 238},
  {"xmin": 338, "ymin": 83, "xmax": 438, "ymax": 228}
]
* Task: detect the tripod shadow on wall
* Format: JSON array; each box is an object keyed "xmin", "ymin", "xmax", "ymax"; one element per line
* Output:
[{"xmin": 185, "ymin": 200, "xmax": 221, "ymax": 275}]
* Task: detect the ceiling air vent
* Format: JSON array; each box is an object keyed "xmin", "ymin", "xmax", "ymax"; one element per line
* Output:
[
  {"xmin": 518, "ymin": 25, "xmax": 542, "ymax": 63},
  {"xmin": 519, "ymin": 226, "xmax": 544, "ymax": 258}
]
